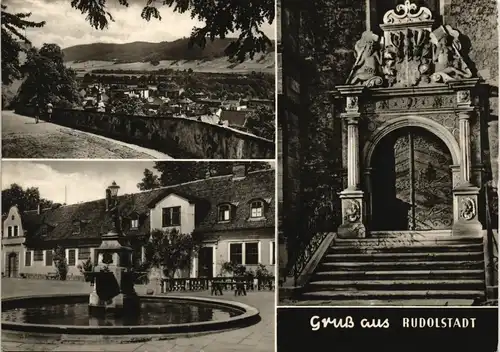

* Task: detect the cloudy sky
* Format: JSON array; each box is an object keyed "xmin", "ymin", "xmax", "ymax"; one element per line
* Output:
[
  {"xmin": 2, "ymin": 161, "xmax": 157, "ymax": 205},
  {"xmin": 3, "ymin": 0, "xmax": 275, "ymax": 49}
]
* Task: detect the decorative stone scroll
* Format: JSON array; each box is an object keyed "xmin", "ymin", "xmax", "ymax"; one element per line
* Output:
[
  {"xmin": 345, "ymin": 1, "xmax": 474, "ymax": 88},
  {"xmin": 460, "ymin": 197, "xmax": 476, "ymax": 221}
]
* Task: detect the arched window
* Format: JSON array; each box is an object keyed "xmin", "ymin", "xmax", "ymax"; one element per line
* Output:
[
  {"xmin": 250, "ymin": 200, "xmax": 265, "ymax": 218},
  {"xmin": 218, "ymin": 204, "xmax": 232, "ymax": 222}
]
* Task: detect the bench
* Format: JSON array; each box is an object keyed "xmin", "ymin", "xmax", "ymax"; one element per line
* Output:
[{"xmin": 46, "ymin": 272, "xmax": 58, "ymax": 280}]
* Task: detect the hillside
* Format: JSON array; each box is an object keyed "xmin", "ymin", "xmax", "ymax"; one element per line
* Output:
[{"xmin": 62, "ymin": 38, "xmax": 274, "ymax": 63}]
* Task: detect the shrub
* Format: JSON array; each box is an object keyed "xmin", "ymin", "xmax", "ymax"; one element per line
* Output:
[
  {"xmin": 77, "ymin": 258, "xmax": 94, "ymax": 282},
  {"xmin": 53, "ymin": 246, "xmax": 68, "ymax": 281}
]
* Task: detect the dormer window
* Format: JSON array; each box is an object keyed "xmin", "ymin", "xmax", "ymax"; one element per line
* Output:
[
  {"xmin": 72, "ymin": 220, "xmax": 81, "ymax": 234},
  {"xmin": 131, "ymin": 219, "xmax": 139, "ymax": 229},
  {"xmin": 218, "ymin": 204, "xmax": 232, "ymax": 222},
  {"xmin": 250, "ymin": 200, "xmax": 264, "ymax": 218}
]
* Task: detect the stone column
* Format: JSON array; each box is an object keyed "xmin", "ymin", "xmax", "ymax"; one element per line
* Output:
[
  {"xmin": 452, "ymin": 90, "xmax": 482, "ymax": 237},
  {"xmin": 338, "ymin": 95, "xmax": 366, "ymax": 238}
]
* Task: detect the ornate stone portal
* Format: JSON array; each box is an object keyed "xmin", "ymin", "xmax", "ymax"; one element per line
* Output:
[{"xmin": 335, "ymin": 1, "xmax": 484, "ymax": 238}]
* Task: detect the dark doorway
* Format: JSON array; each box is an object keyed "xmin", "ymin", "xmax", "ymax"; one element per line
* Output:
[
  {"xmin": 7, "ymin": 252, "xmax": 19, "ymax": 278},
  {"xmin": 370, "ymin": 127, "xmax": 453, "ymax": 231},
  {"xmin": 197, "ymin": 247, "xmax": 214, "ymax": 278}
]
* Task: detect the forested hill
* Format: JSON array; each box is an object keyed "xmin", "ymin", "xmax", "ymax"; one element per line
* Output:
[{"xmin": 62, "ymin": 38, "xmax": 274, "ymax": 63}]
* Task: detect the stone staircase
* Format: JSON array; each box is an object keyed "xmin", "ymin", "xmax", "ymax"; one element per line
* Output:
[{"xmin": 300, "ymin": 232, "xmax": 486, "ymax": 303}]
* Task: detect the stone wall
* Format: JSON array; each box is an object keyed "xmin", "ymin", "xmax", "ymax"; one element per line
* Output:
[{"xmin": 15, "ymin": 106, "xmax": 274, "ymax": 159}]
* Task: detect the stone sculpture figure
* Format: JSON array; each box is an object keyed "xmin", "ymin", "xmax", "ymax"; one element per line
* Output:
[
  {"xmin": 431, "ymin": 25, "xmax": 472, "ymax": 83},
  {"xmin": 347, "ymin": 31, "xmax": 384, "ymax": 87}
]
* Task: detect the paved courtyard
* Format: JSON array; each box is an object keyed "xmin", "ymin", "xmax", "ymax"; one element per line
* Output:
[
  {"xmin": 1, "ymin": 111, "xmax": 170, "ymax": 159},
  {"xmin": 1, "ymin": 278, "xmax": 275, "ymax": 352}
]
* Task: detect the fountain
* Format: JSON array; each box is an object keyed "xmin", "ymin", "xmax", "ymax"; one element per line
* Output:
[
  {"xmin": 1, "ymin": 181, "xmax": 260, "ymax": 344},
  {"xmin": 88, "ymin": 181, "xmax": 140, "ymax": 315}
]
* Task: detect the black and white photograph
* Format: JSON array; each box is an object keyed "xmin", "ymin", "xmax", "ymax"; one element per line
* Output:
[
  {"xmin": 278, "ymin": 0, "xmax": 498, "ymax": 307},
  {"xmin": 1, "ymin": 0, "xmax": 276, "ymax": 159},
  {"xmin": 1, "ymin": 160, "xmax": 276, "ymax": 351}
]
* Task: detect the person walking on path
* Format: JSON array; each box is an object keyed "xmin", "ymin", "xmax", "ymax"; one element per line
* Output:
[
  {"xmin": 46, "ymin": 102, "xmax": 53, "ymax": 122},
  {"xmin": 34, "ymin": 102, "xmax": 40, "ymax": 124}
]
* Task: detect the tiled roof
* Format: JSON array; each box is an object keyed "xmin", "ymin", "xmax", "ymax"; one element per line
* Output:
[
  {"xmin": 220, "ymin": 110, "xmax": 248, "ymax": 127},
  {"xmin": 16, "ymin": 169, "xmax": 274, "ymax": 244}
]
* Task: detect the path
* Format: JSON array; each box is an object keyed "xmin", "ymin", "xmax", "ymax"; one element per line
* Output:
[
  {"xmin": 1, "ymin": 278, "xmax": 274, "ymax": 352},
  {"xmin": 1, "ymin": 111, "xmax": 171, "ymax": 159}
]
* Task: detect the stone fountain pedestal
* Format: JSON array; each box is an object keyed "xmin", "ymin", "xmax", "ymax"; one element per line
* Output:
[{"xmin": 89, "ymin": 230, "xmax": 139, "ymax": 315}]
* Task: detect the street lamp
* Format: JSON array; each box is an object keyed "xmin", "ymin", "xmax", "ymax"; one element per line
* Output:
[{"xmin": 106, "ymin": 181, "xmax": 121, "ymax": 235}]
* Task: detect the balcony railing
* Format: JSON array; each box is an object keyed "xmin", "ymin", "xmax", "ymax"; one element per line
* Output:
[{"xmin": 160, "ymin": 276, "xmax": 275, "ymax": 293}]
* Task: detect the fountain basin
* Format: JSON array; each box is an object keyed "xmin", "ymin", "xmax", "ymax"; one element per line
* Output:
[{"xmin": 2, "ymin": 294, "xmax": 260, "ymax": 343}]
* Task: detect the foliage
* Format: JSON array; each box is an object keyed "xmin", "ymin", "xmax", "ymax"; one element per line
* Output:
[
  {"xmin": 83, "ymin": 71, "xmax": 274, "ymax": 100},
  {"xmin": 255, "ymin": 263, "xmax": 272, "ymax": 278},
  {"xmin": 1, "ymin": 5, "xmax": 45, "ymax": 86},
  {"xmin": 2, "ymin": 183, "xmax": 54, "ymax": 214},
  {"xmin": 69, "ymin": 0, "xmax": 274, "ymax": 62},
  {"xmin": 245, "ymin": 105, "xmax": 275, "ymax": 141},
  {"xmin": 137, "ymin": 168, "xmax": 161, "ymax": 191},
  {"xmin": 137, "ymin": 161, "xmax": 271, "ymax": 190},
  {"xmin": 144, "ymin": 228, "xmax": 200, "ymax": 278},
  {"xmin": 132, "ymin": 260, "xmax": 151, "ymax": 284},
  {"xmin": 53, "ymin": 246, "xmax": 68, "ymax": 281},
  {"xmin": 220, "ymin": 261, "xmax": 247, "ymax": 276},
  {"xmin": 109, "ymin": 95, "xmax": 146, "ymax": 115},
  {"xmin": 15, "ymin": 44, "xmax": 81, "ymax": 108}
]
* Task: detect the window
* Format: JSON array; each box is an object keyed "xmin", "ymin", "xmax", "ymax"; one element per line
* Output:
[
  {"xmin": 270, "ymin": 241, "xmax": 276, "ymax": 265},
  {"xmin": 68, "ymin": 249, "xmax": 76, "ymax": 266},
  {"xmin": 229, "ymin": 243, "xmax": 243, "ymax": 264},
  {"xmin": 72, "ymin": 221, "xmax": 81, "ymax": 234},
  {"xmin": 245, "ymin": 243, "xmax": 259, "ymax": 265},
  {"xmin": 45, "ymin": 250, "xmax": 53, "ymax": 266},
  {"xmin": 13, "ymin": 226, "xmax": 19, "ymax": 237},
  {"xmin": 162, "ymin": 206, "xmax": 181, "ymax": 227},
  {"xmin": 34, "ymin": 250, "xmax": 43, "ymax": 261},
  {"xmin": 11, "ymin": 215, "xmax": 15, "ymax": 220},
  {"xmin": 131, "ymin": 219, "xmax": 139, "ymax": 229},
  {"xmin": 250, "ymin": 200, "xmax": 264, "ymax": 218},
  {"xmin": 7, "ymin": 226, "xmax": 12, "ymax": 238},
  {"xmin": 25, "ymin": 251, "xmax": 32, "ymax": 267},
  {"xmin": 229, "ymin": 242, "xmax": 261, "ymax": 265},
  {"xmin": 78, "ymin": 248, "xmax": 91, "ymax": 260},
  {"xmin": 218, "ymin": 204, "xmax": 231, "ymax": 222}
]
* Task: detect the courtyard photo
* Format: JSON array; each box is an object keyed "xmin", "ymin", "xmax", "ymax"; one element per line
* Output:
[
  {"xmin": 278, "ymin": 0, "xmax": 498, "ymax": 306},
  {"xmin": 1, "ymin": 160, "xmax": 276, "ymax": 351}
]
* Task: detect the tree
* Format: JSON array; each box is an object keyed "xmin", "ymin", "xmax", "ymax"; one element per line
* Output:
[
  {"xmin": 69, "ymin": 0, "xmax": 273, "ymax": 62},
  {"xmin": 53, "ymin": 246, "xmax": 68, "ymax": 280},
  {"xmin": 144, "ymin": 228, "xmax": 200, "ymax": 279},
  {"xmin": 1, "ymin": 5, "xmax": 45, "ymax": 86},
  {"xmin": 15, "ymin": 44, "xmax": 81, "ymax": 107},
  {"xmin": 137, "ymin": 168, "xmax": 161, "ymax": 191},
  {"xmin": 110, "ymin": 95, "xmax": 145, "ymax": 116},
  {"xmin": 244, "ymin": 105, "xmax": 276, "ymax": 141},
  {"xmin": 2, "ymin": 183, "xmax": 54, "ymax": 214}
]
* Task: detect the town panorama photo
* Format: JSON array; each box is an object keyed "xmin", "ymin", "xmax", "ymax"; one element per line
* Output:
[
  {"xmin": 2, "ymin": 0, "xmax": 276, "ymax": 159},
  {"xmin": 278, "ymin": 0, "xmax": 498, "ymax": 306}
]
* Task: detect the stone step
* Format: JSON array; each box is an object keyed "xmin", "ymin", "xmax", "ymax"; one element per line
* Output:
[
  {"xmin": 301, "ymin": 290, "xmax": 485, "ymax": 300},
  {"xmin": 319, "ymin": 260, "xmax": 484, "ymax": 271},
  {"xmin": 333, "ymin": 237, "xmax": 482, "ymax": 246},
  {"xmin": 323, "ymin": 252, "xmax": 484, "ymax": 262},
  {"xmin": 329, "ymin": 243, "xmax": 483, "ymax": 254},
  {"xmin": 313, "ymin": 269, "xmax": 485, "ymax": 280},
  {"xmin": 307, "ymin": 279, "xmax": 485, "ymax": 291}
]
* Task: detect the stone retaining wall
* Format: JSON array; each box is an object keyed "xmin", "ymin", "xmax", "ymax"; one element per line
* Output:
[{"xmin": 15, "ymin": 106, "xmax": 274, "ymax": 159}]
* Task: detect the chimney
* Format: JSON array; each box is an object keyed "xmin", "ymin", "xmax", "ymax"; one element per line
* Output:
[
  {"xmin": 37, "ymin": 203, "xmax": 41, "ymax": 215},
  {"xmin": 232, "ymin": 163, "xmax": 248, "ymax": 180}
]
